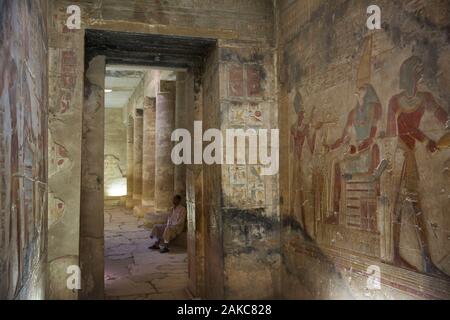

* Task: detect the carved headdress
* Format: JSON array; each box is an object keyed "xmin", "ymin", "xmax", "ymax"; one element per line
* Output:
[
  {"xmin": 400, "ymin": 56, "xmax": 423, "ymax": 96},
  {"xmin": 354, "ymin": 35, "xmax": 380, "ymax": 107},
  {"xmin": 356, "ymin": 35, "xmax": 373, "ymax": 89}
]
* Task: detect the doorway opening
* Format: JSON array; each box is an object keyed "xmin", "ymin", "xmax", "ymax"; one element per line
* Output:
[
  {"xmin": 81, "ymin": 29, "xmax": 217, "ymax": 299},
  {"xmin": 103, "ymin": 66, "xmax": 189, "ymax": 299}
]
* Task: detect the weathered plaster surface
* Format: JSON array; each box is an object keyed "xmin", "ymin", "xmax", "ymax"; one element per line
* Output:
[
  {"xmin": 277, "ymin": 0, "xmax": 450, "ymax": 299},
  {"xmin": 219, "ymin": 44, "xmax": 280, "ymax": 299},
  {"xmin": 47, "ymin": 1, "xmax": 86, "ymax": 300},
  {"xmin": 61, "ymin": 0, "xmax": 274, "ymax": 43}
]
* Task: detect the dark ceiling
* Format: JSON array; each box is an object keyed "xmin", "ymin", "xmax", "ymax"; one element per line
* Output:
[{"xmin": 85, "ymin": 29, "xmax": 217, "ymax": 69}]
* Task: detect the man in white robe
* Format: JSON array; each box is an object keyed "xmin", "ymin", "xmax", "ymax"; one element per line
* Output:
[{"xmin": 149, "ymin": 195, "xmax": 187, "ymax": 253}]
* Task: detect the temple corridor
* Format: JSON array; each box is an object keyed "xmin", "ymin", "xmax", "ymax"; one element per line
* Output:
[{"xmin": 1, "ymin": 0, "xmax": 450, "ymax": 301}]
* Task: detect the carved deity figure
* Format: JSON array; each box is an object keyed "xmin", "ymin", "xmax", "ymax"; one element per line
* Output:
[
  {"xmin": 290, "ymin": 90, "xmax": 322, "ymax": 238},
  {"xmin": 325, "ymin": 36, "xmax": 386, "ymax": 231},
  {"xmin": 326, "ymin": 84, "xmax": 383, "ymax": 229}
]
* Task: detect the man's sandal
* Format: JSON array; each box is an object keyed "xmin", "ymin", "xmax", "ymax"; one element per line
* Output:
[{"xmin": 160, "ymin": 247, "xmax": 170, "ymax": 254}]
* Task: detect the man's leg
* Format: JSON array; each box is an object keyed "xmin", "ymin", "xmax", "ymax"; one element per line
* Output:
[
  {"xmin": 159, "ymin": 226, "xmax": 177, "ymax": 253},
  {"xmin": 392, "ymin": 156, "xmax": 418, "ymax": 270},
  {"xmin": 149, "ymin": 224, "xmax": 165, "ymax": 250},
  {"xmin": 412, "ymin": 201, "xmax": 450, "ymax": 278}
]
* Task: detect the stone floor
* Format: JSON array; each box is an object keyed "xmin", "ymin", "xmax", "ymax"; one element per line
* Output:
[{"xmin": 104, "ymin": 205, "xmax": 190, "ymax": 300}]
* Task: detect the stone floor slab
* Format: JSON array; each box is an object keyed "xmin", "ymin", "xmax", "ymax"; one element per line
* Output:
[{"xmin": 104, "ymin": 205, "xmax": 189, "ymax": 300}]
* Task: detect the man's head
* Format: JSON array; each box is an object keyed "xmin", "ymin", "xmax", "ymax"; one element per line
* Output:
[
  {"xmin": 400, "ymin": 56, "xmax": 423, "ymax": 97},
  {"xmin": 355, "ymin": 84, "xmax": 369, "ymax": 106},
  {"xmin": 173, "ymin": 195, "xmax": 182, "ymax": 207},
  {"xmin": 355, "ymin": 83, "xmax": 379, "ymax": 107}
]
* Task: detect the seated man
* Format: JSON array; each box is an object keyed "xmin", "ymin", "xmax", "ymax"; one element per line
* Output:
[{"xmin": 149, "ymin": 195, "xmax": 187, "ymax": 253}]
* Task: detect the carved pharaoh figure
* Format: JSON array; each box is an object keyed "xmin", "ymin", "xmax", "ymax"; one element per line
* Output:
[{"xmin": 386, "ymin": 56, "xmax": 449, "ymax": 277}]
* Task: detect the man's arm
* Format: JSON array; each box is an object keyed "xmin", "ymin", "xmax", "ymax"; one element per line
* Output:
[
  {"xmin": 386, "ymin": 97, "xmax": 399, "ymax": 138},
  {"xmin": 358, "ymin": 102, "xmax": 381, "ymax": 151},
  {"xmin": 165, "ymin": 207, "xmax": 174, "ymax": 226},
  {"xmin": 424, "ymin": 92, "xmax": 448, "ymax": 125},
  {"xmin": 330, "ymin": 109, "xmax": 354, "ymax": 150},
  {"xmin": 419, "ymin": 92, "xmax": 448, "ymax": 152},
  {"xmin": 175, "ymin": 207, "xmax": 187, "ymax": 226}
]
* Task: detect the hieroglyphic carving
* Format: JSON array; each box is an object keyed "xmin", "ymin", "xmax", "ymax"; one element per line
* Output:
[
  {"xmin": 48, "ymin": 132, "xmax": 71, "ymax": 177},
  {"xmin": 48, "ymin": 193, "xmax": 65, "ymax": 227}
]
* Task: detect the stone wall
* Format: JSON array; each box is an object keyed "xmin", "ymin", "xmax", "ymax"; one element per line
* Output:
[
  {"xmin": 0, "ymin": 0, "xmax": 48, "ymax": 299},
  {"xmin": 47, "ymin": 0, "xmax": 277, "ymax": 299},
  {"xmin": 277, "ymin": 0, "xmax": 450, "ymax": 299},
  {"xmin": 104, "ymin": 109, "xmax": 127, "ymax": 199},
  {"xmin": 219, "ymin": 44, "xmax": 280, "ymax": 299},
  {"xmin": 47, "ymin": 1, "xmax": 85, "ymax": 299},
  {"xmin": 201, "ymin": 48, "xmax": 224, "ymax": 299}
]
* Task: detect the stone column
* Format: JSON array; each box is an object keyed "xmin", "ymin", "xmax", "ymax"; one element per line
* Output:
[
  {"xmin": 135, "ymin": 97, "xmax": 156, "ymax": 218},
  {"xmin": 174, "ymin": 72, "xmax": 187, "ymax": 202},
  {"xmin": 152, "ymin": 81, "xmax": 176, "ymax": 223},
  {"xmin": 125, "ymin": 115, "xmax": 134, "ymax": 208},
  {"xmin": 132, "ymin": 109, "xmax": 144, "ymax": 212},
  {"xmin": 80, "ymin": 55, "xmax": 105, "ymax": 299},
  {"xmin": 185, "ymin": 71, "xmax": 205, "ymax": 296}
]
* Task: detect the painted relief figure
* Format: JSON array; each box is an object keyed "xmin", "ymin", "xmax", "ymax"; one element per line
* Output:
[
  {"xmin": 290, "ymin": 90, "xmax": 322, "ymax": 238},
  {"xmin": 387, "ymin": 56, "xmax": 449, "ymax": 277},
  {"xmin": 325, "ymin": 36, "xmax": 386, "ymax": 231},
  {"xmin": 326, "ymin": 84, "xmax": 382, "ymax": 227}
]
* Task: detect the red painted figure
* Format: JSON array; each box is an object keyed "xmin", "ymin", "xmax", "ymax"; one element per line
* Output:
[{"xmin": 386, "ymin": 56, "xmax": 449, "ymax": 277}]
